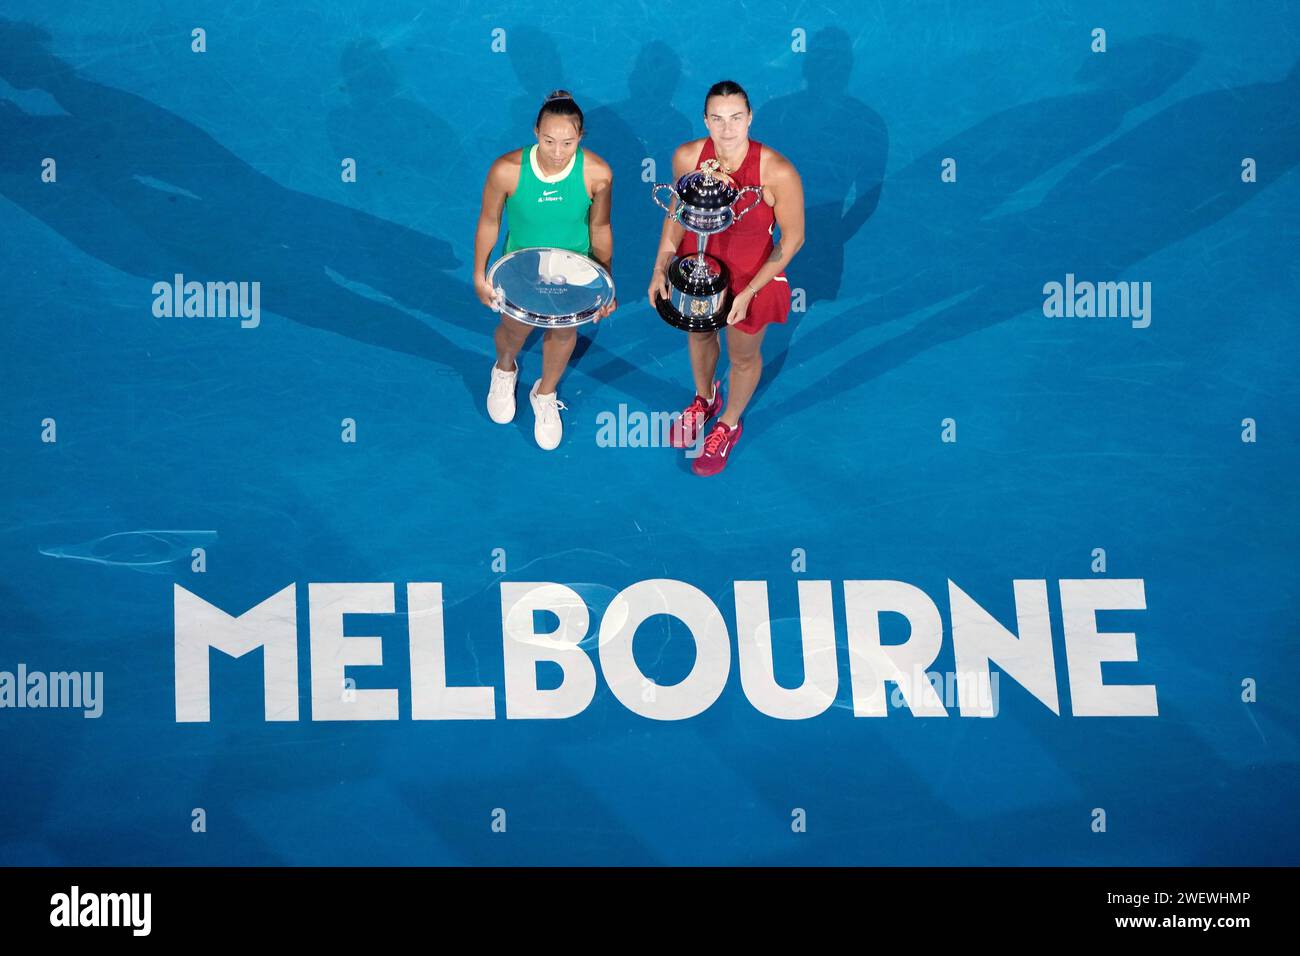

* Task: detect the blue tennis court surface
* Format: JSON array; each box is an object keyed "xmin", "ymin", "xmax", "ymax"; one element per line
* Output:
[{"xmin": 1, "ymin": 1, "xmax": 1297, "ymax": 865}]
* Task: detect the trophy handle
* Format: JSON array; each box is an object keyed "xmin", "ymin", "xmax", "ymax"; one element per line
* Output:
[
  {"xmin": 651, "ymin": 183, "xmax": 679, "ymax": 215},
  {"xmin": 731, "ymin": 186, "xmax": 765, "ymax": 221}
]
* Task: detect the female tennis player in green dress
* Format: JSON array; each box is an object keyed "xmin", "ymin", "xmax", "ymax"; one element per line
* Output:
[{"xmin": 473, "ymin": 90, "xmax": 616, "ymax": 450}]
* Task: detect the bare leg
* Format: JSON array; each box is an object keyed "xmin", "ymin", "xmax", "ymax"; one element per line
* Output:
[
  {"xmin": 719, "ymin": 324, "xmax": 767, "ymax": 427},
  {"xmin": 494, "ymin": 316, "xmax": 533, "ymax": 372},
  {"xmin": 539, "ymin": 326, "xmax": 578, "ymax": 394},
  {"xmin": 687, "ymin": 329, "xmax": 722, "ymax": 399}
]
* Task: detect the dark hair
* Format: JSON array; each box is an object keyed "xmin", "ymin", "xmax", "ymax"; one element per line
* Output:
[
  {"xmin": 536, "ymin": 89, "xmax": 584, "ymax": 134},
  {"xmin": 703, "ymin": 79, "xmax": 751, "ymax": 114}
]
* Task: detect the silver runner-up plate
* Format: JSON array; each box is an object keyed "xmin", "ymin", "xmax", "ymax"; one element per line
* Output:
[{"xmin": 487, "ymin": 247, "xmax": 615, "ymax": 328}]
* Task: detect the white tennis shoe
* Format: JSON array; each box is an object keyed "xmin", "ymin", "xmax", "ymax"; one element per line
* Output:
[
  {"xmin": 487, "ymin": 360, "xmax": 518, "ymax": 423},
  {"xmin": 529, "ymin": 379, "xmax": 567, "ymax": 450}
]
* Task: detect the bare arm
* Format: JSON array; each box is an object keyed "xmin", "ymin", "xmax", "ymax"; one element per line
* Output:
[
  {"xmin": 586, "ymin": 156, "xmax": 617, "ymax": 320},
  {"xmin": 588, "ymin": 166, "xmax": 613, "ymax": 272},
  {"xmin": 720, "ymin": 152, "xmax": 805, "ymax": 327},
  {"xmin": 474, "ymin": 159, "xmax": 510, "ymax": 280},
  {"xmin": 742, "ymin": 155, "xmax": 805, "ymax": 298},
  {"xmin": 473, "ymin": 157, "xmax": 514, "ymax": 308}
]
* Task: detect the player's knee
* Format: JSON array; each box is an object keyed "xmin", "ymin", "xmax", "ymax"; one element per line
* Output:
[{"xmin": 499, "ymin": 318, "xmax": 531, "ymax": 342}]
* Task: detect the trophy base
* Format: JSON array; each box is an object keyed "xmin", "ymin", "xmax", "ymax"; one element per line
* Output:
[
  {"xmin": 655, "ymin": 254, "xmax": 731, "ymax": 332},
  {"xmin": 655, "ymin": 292, "xmax": 730, "ymax": 333}
]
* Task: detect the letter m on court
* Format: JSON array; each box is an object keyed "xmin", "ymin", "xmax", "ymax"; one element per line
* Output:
[{"xmin": 174, "ymin": 584, "xmax": 300, "ymax": 722}]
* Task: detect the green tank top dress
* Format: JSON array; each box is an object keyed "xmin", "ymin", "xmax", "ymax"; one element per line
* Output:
[{"xmin": 503, "ymin": 145, "xmax": 592, "ymax": 256}]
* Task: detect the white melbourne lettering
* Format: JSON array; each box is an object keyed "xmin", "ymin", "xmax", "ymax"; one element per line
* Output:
[{"xmin": 173, "ymin": 578, "xmax": 1157, "ymax": 721}]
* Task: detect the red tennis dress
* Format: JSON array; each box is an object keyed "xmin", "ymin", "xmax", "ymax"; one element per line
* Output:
[{"xmin": 675, "ymin": 138, "xmax": 791, "ymax": 335}]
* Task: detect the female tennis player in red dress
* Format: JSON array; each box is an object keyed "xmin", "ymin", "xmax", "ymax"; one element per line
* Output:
[{"xmin": 647, "ymin": 80, "xmax": 806, "ymax": 476}]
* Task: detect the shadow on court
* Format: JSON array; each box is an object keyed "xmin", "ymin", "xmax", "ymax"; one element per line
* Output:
[
  {"xmin": 756, "ymin": 26, "xmax": 889, "ymax": 307},
  {"xmin": 747, "ymin": 37, "xmax": 1300, "ymax": 438},
  {"xmin": 0, "ymin": 18, "xmax": 686, "ymax": 418}
]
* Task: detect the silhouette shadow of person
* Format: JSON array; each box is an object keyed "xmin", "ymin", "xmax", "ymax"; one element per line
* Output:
[
  {"xmin": 0, "ymin": 18, "xmax": 689, "ymax": 413},
  {"xmin": 756, "ymin": 50, "xmax": 1299, "ymax": 434},
  {"xmin": 756, "ymin": 27, "xmax": 888, "ymax": 307},
  {"xmin": 747, "ymin": 34, "xmax": 1201, "ymax": 422},
  {"xmin": 500, "ymin": 26, "xmax": 567, "ymax": 155},
  {"xmin": 0, "ymin": 18, "xmax": 491, "ymax": 395},
  {"xmin": 855, "ymin": 33, "xmax": 1201, "ymax": 318},
  {"xmin": 326, "ymin": 37, "xmax": 468, "ymax": 233},
  {"xmin": 585, "ymin": 40, "xmax": 694, "ymax": 313}
]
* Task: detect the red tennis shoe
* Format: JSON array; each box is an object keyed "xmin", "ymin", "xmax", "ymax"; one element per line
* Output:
[
  {"xmin": 668, "ymin": 381, "xmax": 721, "ymax": 448},
  {"xmin": 692, "ymin": 420, "xmax": 743, "ymax": 476}
]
